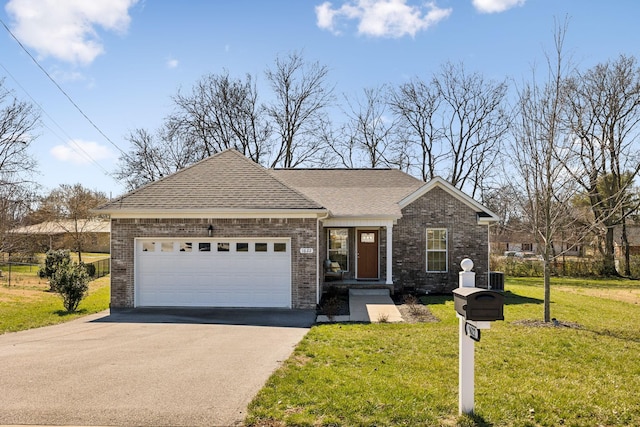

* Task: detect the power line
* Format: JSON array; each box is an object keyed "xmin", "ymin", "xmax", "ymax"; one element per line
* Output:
[
  {"xmin": 0, "ymin": 16, "xmax": 128, "ymax": 157},
  {"xmin": 0, "ymin": 61, "xmax": 114, "ymax": 178}
]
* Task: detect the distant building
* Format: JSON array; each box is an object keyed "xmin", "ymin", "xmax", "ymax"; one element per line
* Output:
[{"xmin": 10, "ymin": 219, "xmax": 110, "ymax": 253}]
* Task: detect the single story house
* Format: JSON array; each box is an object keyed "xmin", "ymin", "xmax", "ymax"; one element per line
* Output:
[
  {"xmin": 614, "ymin": 224, "xmax": 640, "ymax": 257},
  {"xmin": 9, "ymin": 219, "xmax": 110, "ymax": 253},
  {"xmin": 96, "ymin": 149, "xmax": 498, "ymax": 310},
  {"xmin": 492, "ymin": 231, "xmax": 583, "ymax": 257}
]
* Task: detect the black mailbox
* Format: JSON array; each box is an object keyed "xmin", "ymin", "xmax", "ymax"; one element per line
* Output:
[{"xmin": 453, "ymin": 287, "xmax": 504, "ymax": 321}]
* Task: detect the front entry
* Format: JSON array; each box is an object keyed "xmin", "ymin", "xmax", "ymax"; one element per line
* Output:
[{"xmin": 357, "ymin": 230, "xmax": 379, "ymax": 279}]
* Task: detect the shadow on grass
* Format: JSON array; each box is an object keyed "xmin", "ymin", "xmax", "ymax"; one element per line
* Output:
[
  {"xmin": 54, "ymin": 308, "xmax": 88, "ymax": 317},
  {"xmin": 423, "ymin": 291, "xmax": 542, "ymax": 306},
  {"xmin": 458, "ymin": 413, "xmax": 494, "ymax": 427}
]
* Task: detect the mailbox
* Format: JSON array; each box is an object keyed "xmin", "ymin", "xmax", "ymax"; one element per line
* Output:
[{"xmin": 453, "ymin": 287, "xmax": 504, "ymax": 321}]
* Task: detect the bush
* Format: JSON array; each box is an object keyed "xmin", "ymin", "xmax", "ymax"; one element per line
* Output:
[
  {"xmin": 39, "ymin": 250, "xmax": 72, "ymax": 290},
  {"xmin": 50, "ymin": 262, "xmax": 90, "ymax": 312},
  {"xmin": 617, "ymin": 255, "xmax": 640, "ymax": 278},
  {"xmin": 83, "ymin": 263, "xmax": 96, "ymax": 277},
  {"xmin": 491, "ymin": 255, "xmax": 606, "ymax": 278}
]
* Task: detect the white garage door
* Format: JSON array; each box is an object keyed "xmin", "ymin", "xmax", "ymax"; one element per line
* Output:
[{"xmin": 135, "ymin": 238, "xmax": 291, "ymax": 308}]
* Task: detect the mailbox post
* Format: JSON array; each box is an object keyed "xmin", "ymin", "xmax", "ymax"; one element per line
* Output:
[{"xmin": 454, "ymin": 259, "xmax": 504, "ymax": 415}]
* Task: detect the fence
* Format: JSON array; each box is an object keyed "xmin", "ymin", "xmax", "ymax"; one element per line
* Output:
[{"xmin": 85, "ymin": 258, "xmax": 110, "ymax": 279}]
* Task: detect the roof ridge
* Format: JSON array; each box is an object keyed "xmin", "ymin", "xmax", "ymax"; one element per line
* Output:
[{"xmin": 266, "ymin": 169, "xmax": 327, "ymax": 209}]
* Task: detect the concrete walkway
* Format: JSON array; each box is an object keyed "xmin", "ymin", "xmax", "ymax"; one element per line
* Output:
[{"xmin": 348, "ymin": 289, "xmax": 404, "ymax": 322}]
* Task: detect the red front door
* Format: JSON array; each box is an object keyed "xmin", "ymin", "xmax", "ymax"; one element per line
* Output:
[{"xmin": 357, "ymin": 230, "xmax": 379, "ymax": 279}]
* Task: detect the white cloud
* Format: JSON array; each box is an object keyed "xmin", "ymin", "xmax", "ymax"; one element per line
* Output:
[
  {"xmin": 166, "ymin": 58, "xmax": 179, "ymax": 69},
  {"xmin": 472, "ymin": 0, "xmax": 525, "ymax": 14},
  {"xmin": 50, "ymin": 139, "xmax": 115, "ymax": 165},
  {"xmin": 316, "ymin": 0, "xmax": 452, "ymax": 38},
  {"xmin": 5, "ymin": 0, "xmax": 139, "ymax": 65}
]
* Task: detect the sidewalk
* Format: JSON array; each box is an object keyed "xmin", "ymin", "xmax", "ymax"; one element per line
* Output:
[{"xmin": 317, "ymin": 288, "xmax": 403, "ymax": 323}]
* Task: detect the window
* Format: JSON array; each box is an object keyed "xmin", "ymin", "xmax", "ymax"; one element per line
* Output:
[
  {"xmin": 255, "ymin": 243, "xmax": 268, "ymax": 252},
  {"xmin": 217, "ymin": 243, "xmax": 229, "ymax": 252},
  {"xmin": 522, "ymin": 243, "xmax": 533, "ymax": 251},
  {"xmin": 236, "ymin": 242, "xmax": 249, "ymax": 252},
  {"xmin": 180, "ymin": 242, "xmax": 192, "ymax": 252},
  {"xmin": 426, "ymin": 229, "xmax": 447, "ymax": 272},
  {"xmin": 328, "ymin": 229, "xmax": 349, "ymax": 271},
  {"xmin": 199, "ymin": 243, "xmax": 211, "ymax": 252},
  {"xmin": 274, "ymin": 242, "xmax": 287, "ymax": 252},
  {"xmin": 161, "ymin": 242, "xmax": 174, "ymax": 252},
  {"xmin": 142, "ymin": 241, "xmax": 155, "ymax": 252},
  {"xmin": 360, "ymin": 232, "xmax": 375, "ymax": 243}
]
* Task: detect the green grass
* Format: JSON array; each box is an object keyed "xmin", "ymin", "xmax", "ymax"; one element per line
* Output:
[
  {"xmin": 247, "ymin": 278, "xmax": 640, "ymax": 427},
  {"xmin": 0, "ymin": 276, "xmax": 110, "ymax": 334}
]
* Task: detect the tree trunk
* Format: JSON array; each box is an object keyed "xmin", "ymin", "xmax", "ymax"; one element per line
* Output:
[
  {"xmin": 622, "ymin": 218, "xmax": 631, "ymax": 276},
  {"xmin": 602, "ymin": 226, "xmax": 618, "ymax": 276},
  {"xmin": 543, "ymin": 258, "xmax": 551, "ymax": 323}
]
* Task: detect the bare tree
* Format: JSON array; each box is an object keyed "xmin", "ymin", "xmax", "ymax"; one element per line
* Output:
[
  {"xmin": 510, "ymin": 19, "xmax": 577, "ymax": 322},
  {"xmin": 0, "ymin": 79, "xmax": 39, "ymax": 255},
  {"xmin": 115, "ymin": 72, "xmax": 271, "ymax": 190},
  {"xmin": 170, "ymin": 71, "xmax": 271, "ymax": 162},
  {"xmin": 389, "ymin": 77, "xmax": 442, "ymax": 181},
  {"xmin": 264, "ymin": 51, "xmax": 334, "ymax": 168},
  {"xmin": 114, "ymin": 128, "xmax": 197, "ymax": 191},
  {"xmin": 435, "ymin": 62, "xmax": 510, "ymax": 198},
  {"xmin": 563, "ymin": 55, "xmax": 640, "ymax": 276},
  {"xmin": 34, "ymin": 184, "xmax": 108, "ymax": 262},
  {"xmin": 339, "ymin": 86, "xmax": 399, "ymax": 168},
  {"xmin": 0, "ymin": 79, "xmax": 39, "ymax": 187},
  {"xmin": 387, "ymin": 64, "xmax": 509, "ymax": 194}
]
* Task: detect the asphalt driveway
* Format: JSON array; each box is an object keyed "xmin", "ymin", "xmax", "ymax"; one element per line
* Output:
[{"xmin": 0, "ymin": 308, "xmax": 314, "ymax": 426}]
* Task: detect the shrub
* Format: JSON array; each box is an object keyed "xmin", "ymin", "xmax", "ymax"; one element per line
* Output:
[
  {"xmin": 83, "ymin": 262, "xmax": 96, "ymax": 277},
  {"xmin": 617, "ymin": 255, "xmax": 640, "ymax": 278},
  {"xmin": 39, "ymin": 250, "xmax": 72, "ymax": 290},
  {"xmin": 50, "ymin": 262, "xmax": 90, "ymax": 312}
]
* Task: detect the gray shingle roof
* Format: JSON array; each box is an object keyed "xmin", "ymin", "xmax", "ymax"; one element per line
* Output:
[
  {"xmin": 97, "ymin": 149, "xmax": 323, "ymax": 212},
  {"xmin": 271, "ymin": 168, "xmax": 423, "ymax": 217}
]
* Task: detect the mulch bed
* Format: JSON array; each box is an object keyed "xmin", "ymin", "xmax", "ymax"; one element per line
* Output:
[
  {"xmin": 394, "ymin": 294, "xmax": 439, "ymax": 323},
  {"xmin": 512, "ymin": 318, "xmax": 583, "ymax": 329}
]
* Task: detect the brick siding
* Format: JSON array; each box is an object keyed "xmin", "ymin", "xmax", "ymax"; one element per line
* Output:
[
  {"xmin": 393, "ymin": 187, "xmax": 489, "ymax": 292},
  {"xmin": 110, "ymin": 217, "xmax": 318, "ymax": 309}
]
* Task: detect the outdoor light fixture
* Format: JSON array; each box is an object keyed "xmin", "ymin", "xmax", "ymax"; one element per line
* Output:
[{"xmin": 207, "ymin": 224, "xmax": 213, "ymax": 237}]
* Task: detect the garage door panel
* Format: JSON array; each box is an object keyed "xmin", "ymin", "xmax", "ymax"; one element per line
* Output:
[{"xmin": 135, "ymin": 238, "xmax": 292, "ymax": 308}]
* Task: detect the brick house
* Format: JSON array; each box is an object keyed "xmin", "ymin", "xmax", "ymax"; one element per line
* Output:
[{"xmin": 96, "ymin": 149, "xmax": 498, "ymax": 310}]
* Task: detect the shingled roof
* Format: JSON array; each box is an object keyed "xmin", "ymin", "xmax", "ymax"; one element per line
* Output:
[
  {"xmin": 96, "ymin": 149, "xmax": 324, "ymax": 213},
  {"xmin": 271, "ymin": 168, "xmax": 423, "ymax": 217}
]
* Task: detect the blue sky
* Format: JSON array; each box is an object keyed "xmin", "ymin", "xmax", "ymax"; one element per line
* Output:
[{"xmin": 1, "ymin": 0, "xmax": 639, "ymax": 198}]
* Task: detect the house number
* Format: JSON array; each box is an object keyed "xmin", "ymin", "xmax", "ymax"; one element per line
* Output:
[{"xmin": 300, "ymin": 248, "xmax": 314, "ymax": 254}]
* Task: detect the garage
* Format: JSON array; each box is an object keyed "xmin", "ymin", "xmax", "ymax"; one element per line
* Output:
[{"xmin": 135, "ymin": 238, "xmax": 292, "ymax": 308}]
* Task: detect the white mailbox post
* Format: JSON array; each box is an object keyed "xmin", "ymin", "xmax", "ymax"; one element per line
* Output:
[{"xmin": 455, "ymin": 258, "xmax": 499, "ymax": 415}]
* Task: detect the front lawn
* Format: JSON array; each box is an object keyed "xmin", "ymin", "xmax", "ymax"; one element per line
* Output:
[
  {"xmin": 247, "ymin": 277, "xmax": 640, "ymax": 427},
  {"xmin": 0, "ymin": 271, "xmax": 110, "ymax": 334}
]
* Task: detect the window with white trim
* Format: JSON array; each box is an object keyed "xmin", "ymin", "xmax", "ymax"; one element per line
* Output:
[{"xmin": 426, "ymin": 229, "xmax": 448, "ymax": 272}]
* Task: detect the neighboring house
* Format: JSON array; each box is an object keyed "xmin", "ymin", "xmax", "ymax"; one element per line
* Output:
[
  {"xmin": 10, "ymin": 219, "xmax": 110, "ymax": 253},
  {"xmin": 492, "ymin": 231, "xmax": 583, "ymax": 257},
  {"xmin": 614, "ymin": 225, "xmax": 640, "ymax": 257},
  {"xmin": 96, "ymin": 149, "xmax": 498, "ymax": 310}
]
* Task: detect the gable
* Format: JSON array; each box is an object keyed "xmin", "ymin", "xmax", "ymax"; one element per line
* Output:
[
  {"xmin": 96, "ymin": 149, "xmax": 324, "ymax": 214},
  {"xmin": 399, "ymin": 177, "xmax": 499, "ymax": 225}
]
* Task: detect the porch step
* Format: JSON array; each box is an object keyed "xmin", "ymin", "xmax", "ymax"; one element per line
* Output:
[{"xmin": 349, "ymin": 288, "xmax": 390, "ymax": 296}]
